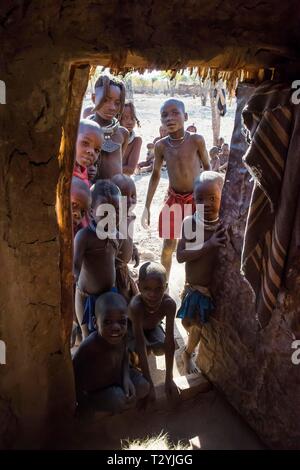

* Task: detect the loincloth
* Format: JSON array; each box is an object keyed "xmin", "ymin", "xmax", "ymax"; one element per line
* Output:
[
  {"xmin": 177, "ymin": 284, "xmax": 214, "ymax": 325},
  {"xmin": 115, "ymin": 260, "xmax": 138, "ymax": 304},
  {"xmin": 158, "ymin": 187, "xmax": 195, "ymax": 239},
  {"xmin": 77, "ymin": 285, "xmax": 118, "ymax": 333}
]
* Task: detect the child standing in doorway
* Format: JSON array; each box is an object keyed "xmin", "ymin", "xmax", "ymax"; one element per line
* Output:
[
  {"xmin": 89, "ymin": 76, "xmax": 129, "ymax": 179},
  {"xmin": 120, "ymin": 102, "xmax": 142, "ymax": 176},
  {"xmin": 141, "ymin": 99, "xmax": 211, "ymax": 280}
]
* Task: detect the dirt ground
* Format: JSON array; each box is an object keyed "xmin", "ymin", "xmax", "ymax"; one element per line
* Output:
[{"xmin": 70, "ymin": 390, "xmax": 265, "ymax": 450}]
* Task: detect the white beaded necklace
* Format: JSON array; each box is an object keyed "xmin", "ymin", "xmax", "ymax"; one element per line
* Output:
[
  {"xmin": 195, "ymin": 211, "xmax": 219, "ymax": 231},
  {"xmin": 167, "ymin": 131, "xmax": 187, "ymax": 148}
]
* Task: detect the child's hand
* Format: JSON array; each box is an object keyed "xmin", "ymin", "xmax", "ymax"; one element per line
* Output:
[
  {"xmin": 208, "ymin": 224, "xmax": 227, "ymax": 248},
  {"xmin": 165, "ymin": 379, "xmax": 180, "ymax": 404},
  {"xmin": 141, "ymin": 207, "xmax": 150, "ymax": 229},
  {"xmin": 123, "ymin": 377, "xmax": 136, "ymax": 400},
  {"xmin": 132, "ymin": 244, "xmax": 140, "ymax": 267}
]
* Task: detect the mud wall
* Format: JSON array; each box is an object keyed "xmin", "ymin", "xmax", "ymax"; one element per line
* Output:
[
  {"xmin": 197, "ymin": 83, "xmax": 300, "ymax": 449},
  {"xmin": 0, "ymin": 39, "xmax": 89, "ymax": 447}
]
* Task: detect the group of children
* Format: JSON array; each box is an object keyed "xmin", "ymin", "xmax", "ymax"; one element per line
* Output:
[
  {"xmin": 70, "ymin": 75, "xmax": 228, "ymax": 415},
  {"xmin": 209, "ymin": 138, "xmax": 230, "ymax": 173}
]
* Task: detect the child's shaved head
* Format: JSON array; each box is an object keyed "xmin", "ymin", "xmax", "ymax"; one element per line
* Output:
[
  {"xmin": 111, "ymin": 174, "xmax": 136, "ymax": 195},
  {"xmin": 195, "ymin": 171, "xmax": 224, "ymax": 192},
  {"xmin": 95, "ymin": 292, "xmax": 128, "ymax": 344},
  {"xmin": 90, "ymin": 179, "xmax": 121, "ymax": 207},
  {"xmin": 95, "ymin": 292, "xmax": 127, "ymax": 319},
  {"xmin": 138, "ymin": 262, "xmax": 167, "ymax": 283},
  {"xmin": 78, "ymin": 119, "xmax": 103, "ymax": 137},
  {"xmin": 160, "ymin": 99, "xmax": 185, "ymax": 114}
]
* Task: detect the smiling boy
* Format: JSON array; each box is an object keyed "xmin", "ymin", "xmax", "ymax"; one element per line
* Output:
[
  {"xmin": 73, "ymin": 292, "xmax": 149, "ymax": 414},
  {"xmin": 141, "ymin": 99, "xmax": 211, "ymax": 279},
  {"xmin": 128, "ymin": 262, "xmax": 178, "ymax": 404}
]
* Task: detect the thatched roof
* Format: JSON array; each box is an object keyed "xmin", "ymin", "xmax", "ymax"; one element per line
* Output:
[{"xmin": 1, "ymin": 0, "xmax": 300, "ymax": 90}]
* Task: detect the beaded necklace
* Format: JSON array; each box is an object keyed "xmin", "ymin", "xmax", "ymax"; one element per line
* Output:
[
  {"xmin": 194, "ymin": 211, "xmax": 219, "ymax": 231},
  {"xmin": 167, "ymin": 131, "xmax": 187, "ymax": 148}
]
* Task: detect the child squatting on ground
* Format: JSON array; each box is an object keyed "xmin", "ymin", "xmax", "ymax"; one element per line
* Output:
[
  {"xmin": 73, "ymin": 292, "xmax": 149, "ymax": 414},
  {"xmin": 177, "ymin": 171, "xmax": 227, "ymax": 374},
  {"xmin": 128, "ymin": 261, "xmax": 179, "ymax": 406}
]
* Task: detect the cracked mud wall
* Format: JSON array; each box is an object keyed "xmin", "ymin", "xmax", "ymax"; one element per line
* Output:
[
  {"xmin": 0, "ymin": 47, "xmax": 89, "ymax": 446},
  {"xmin": 197, "ymin": 83, "xmax": 300, "ymax": 449}
]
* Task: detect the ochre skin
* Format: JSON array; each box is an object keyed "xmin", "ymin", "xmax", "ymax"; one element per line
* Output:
[
  {"xmin": 142, "ymin": 99, "xmax": 211, "ymax": 280},
  {"xmin": 129, "ymin": 272, "xmax": 178, "ymax": 405},
  {"xmin": 92, "ymin": 84, "xmax": 129, "ymax": 179},
  {"xmin": 153, "ymin": 101, "xmax": 210, "ymax": 194},
  {"xmin": 176, "ymin": 177, "xmax": 227, "ymax": 374},
  {"xmin": 74, "ymin": 193, "xmax": 120, "ymax": 295},
  {"xmin": 120, "ymin": 105, "xmax": 142, "ymax": 175},
  {"xmin": 73, "ymin": 192, "xmax": 120, "ymax": 339}
]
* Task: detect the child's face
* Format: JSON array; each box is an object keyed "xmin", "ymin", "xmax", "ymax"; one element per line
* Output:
[
  {"xmin": 76, "ymin": 131, "xmax": 102, "ymax": 168},
  {"xmin": 194, "ymin": 181, "xmax": 222, "ymax": 221},
  {"xmin": 139, "ymin": 274, "xmax": 166, "ymax": 310},
  {"xmin": 159, "ymin": 125, "xmax": 168, "ymax": 138},
  {"xmin": 160, "ymin": 103, "xmax": 187, "ymax": 134},
  {"xmin": 120, "ymin": 106, "xmax": 136, "ymax": 132},
  {"xmin": 119, "ymin": 180, "xmax": 137, "ymax": 210},
  {"xmin": 209, "ymin": 149, "xmax": 219, "ymax": 159},
  {"xmin": 96, "ymin": 308, "xmax": 127, "ymax": 345},
  {"xmin": 187, "ymin": 125, "xmax": 197, "ymax": 133},
  {"xmin": 222, "ymin": 144, "xmax": 229, "ymax": 157},
  {"xmin": 71, "ymin": 200, "xmax": 85, "ymax": 228},
  {"xmin": 71, "ymin": 191, "xmax": 89, "ymax": 228},
  {"xmin": 92, "ymin": 194, "xmax": 120, "ymax": 227},
  {"xmin": 95, "ymin": 85, "xmax": 121, "ymax": 121}
]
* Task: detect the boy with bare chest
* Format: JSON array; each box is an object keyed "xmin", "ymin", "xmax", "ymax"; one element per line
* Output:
[
  {"xmin": 74, "ymin": 180, "xmax": 121, "ymax": 339},
  {"xmin": 129, "ymin": 262, "xmax": 178, "ymax": 404},
  {"xmin": 177, "ymin": 171, "xmax": 227, "ymax": 374},
  {"xmin": 90, "ymin": 76, "xmax": 129, "ymax": 179},
  {"xmin": 73, "ymin": 292, "xmax": 149, "ymax": 414},
  {"xmin": 142, "ymin": 99, "xmax": 211, "ymax": 279}
]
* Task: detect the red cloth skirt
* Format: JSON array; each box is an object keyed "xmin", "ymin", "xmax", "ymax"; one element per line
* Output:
[{"xmin": 158, "ymin": 187, "xmax": 195, "ymax": 239}]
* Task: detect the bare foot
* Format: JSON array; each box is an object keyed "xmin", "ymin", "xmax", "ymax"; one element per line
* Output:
[{"xmin": 182, "ymin": 350, "xmax": 200, "ymax": 375}]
